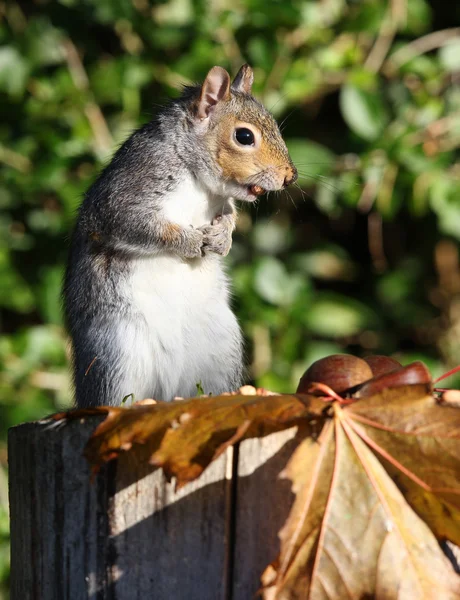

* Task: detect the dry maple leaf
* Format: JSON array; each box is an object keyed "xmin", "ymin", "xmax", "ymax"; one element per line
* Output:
[
  {"xmin": 65, "ymin": 393, "xmax": 327, "ymax": 487},
  {"xmin": 348, "ymin": 384, "xmax": 460, "ymax": 545},
  {"xmin": 261, "ymin": 384, "xmax": 460, "ymax": 599},
  {"xmin": 53, "ymin": 381, "xmax": 460, "ymax": 597}
]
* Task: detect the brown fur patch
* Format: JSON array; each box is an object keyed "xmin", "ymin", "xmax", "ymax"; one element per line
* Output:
[{"xmin": 162, "ymin": 222, "xmax": 183, "ymax": 243}]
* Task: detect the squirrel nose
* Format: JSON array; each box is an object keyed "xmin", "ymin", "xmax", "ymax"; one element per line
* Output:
[{"xmin": 283, "ymin": 166, "xmax": 298, "ymax": 188}]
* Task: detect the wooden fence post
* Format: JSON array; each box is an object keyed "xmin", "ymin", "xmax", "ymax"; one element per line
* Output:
[{"xmin": 8, "ymin": 415, "xmax": 297, "ymax": 600}]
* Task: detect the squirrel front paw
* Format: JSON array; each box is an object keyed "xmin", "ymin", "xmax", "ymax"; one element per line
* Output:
[
  {"xmin": 181, "ymin": 227, "xmax": 205, "ymax": 259},
  {"xmin": 199, "ymin": 215, "xmax": 234, "ymax": 257}
]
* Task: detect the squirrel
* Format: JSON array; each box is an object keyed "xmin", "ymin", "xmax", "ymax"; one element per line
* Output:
[{"xmin": 63, "ymin": 64, "xmax": 297, "ymax": 407}]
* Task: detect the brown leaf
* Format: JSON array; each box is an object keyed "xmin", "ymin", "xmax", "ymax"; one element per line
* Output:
[
  {"xmin": 262, "ymin": 399, "xmax": 460, "ymax": 599},
  {"xmin": 78, "ymin": 393, "xmax": 327, "ymax": 486},
  {"xmin": 55, "ymin": 381, "xmax": 460, "ymax": 595},
  {"xmin": 263, "ymin": 422, "xmax": 335, "ymax": 597},
  {"xmin": 347, "ymin": 384, "xmax": 460, "ymax": 538}
]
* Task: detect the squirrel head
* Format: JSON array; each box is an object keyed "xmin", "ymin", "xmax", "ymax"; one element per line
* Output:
[{"xmin": 190, "ymin": 65, "xmax": 297, "ymax": 202}]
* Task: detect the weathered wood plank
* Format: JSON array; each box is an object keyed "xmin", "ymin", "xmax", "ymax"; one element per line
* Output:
[
  {"xmin": 8, "ymin": 416, "xmax": 231, "ymax": 600},
  {"xmin": 232, "ymin": 428, "xmax": 299, "ymax": 600},
  {"xmin": 9, "ymin": 417, "xmax": 108, "ymax": 600},
  {"xmin": 108, "ymin": 447, "xmax": 232, "ymax": 600}
]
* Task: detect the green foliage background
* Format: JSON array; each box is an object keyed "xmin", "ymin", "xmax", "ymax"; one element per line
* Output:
[{"xmin": 1, "ymin": 0, "xmax": 460, "ymax": 594}]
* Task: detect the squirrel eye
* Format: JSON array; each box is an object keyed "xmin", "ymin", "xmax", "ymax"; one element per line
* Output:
[{"xmin": 235, "ymin": 128, "xmax": 255, "ymax": 146}]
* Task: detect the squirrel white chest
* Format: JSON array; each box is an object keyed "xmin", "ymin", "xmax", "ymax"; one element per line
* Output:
[
  {"xmin": 162, "ymin": 174, "xmax": 221, "ymax": 227},
  {"xmin": 129, "ymin": 253, "xmax": 224, "ymax": 322}
]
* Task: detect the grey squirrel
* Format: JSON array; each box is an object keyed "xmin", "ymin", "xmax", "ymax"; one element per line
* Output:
[{"xmin": 64, "ymin": 64, "xmax": 297, "ymax": 407}]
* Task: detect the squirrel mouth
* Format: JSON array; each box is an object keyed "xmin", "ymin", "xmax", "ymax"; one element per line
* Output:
[{"xmin": 248, "ymin": 184, "xmax": 265, "ymax": 196}]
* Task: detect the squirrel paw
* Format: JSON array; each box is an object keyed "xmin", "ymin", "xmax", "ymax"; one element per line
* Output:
[
  {"xmin": 181, "ymin": 227, "xmax": 205, "ymax": 259},
  {"xmin": 199, "ymin": 217, "xmax": 233, "ymax": 257}
]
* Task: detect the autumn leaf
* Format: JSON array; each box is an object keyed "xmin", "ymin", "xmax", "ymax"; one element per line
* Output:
[
  {"xmin": 347, "ymin": 385, "xmax": 460, "ymax": 545},
  {"xmin": 54, "ymin": 380, "xmax": 460, "ymax": 596},
  {"xmin": 261, "ymin": 386, "xmax": 460, "ymax": 599},
  {"xmin": 60, "ymin": 391, "xmax": 328, "ymax": 487}
]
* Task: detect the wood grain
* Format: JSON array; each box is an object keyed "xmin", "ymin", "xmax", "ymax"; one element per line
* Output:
[
  {"xmin": 232, "ymin": 428, "xmax": 299, "ymax": 600},
  {"xmin": 8, "ymin": 416, "xmax": 230, "ymax": 600}
]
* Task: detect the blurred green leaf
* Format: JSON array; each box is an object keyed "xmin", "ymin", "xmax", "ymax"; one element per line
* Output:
[
  {"xmin": 314, "ymin": 178, "xmax": 340, "ymax": 214},
  {"xmin": 26, "ymin": 19, "xmax": 65, "ymax": 67},
  {"xmin": 0, "ymin": 47, "xmax": 29, "ymax": 97},
  {"xmin": 286, "ymin": 139, "xmax": 335, "ymax": 181},
  {"xmin": 254, "ymin": 257, "xmax": 305, "ymax": 306},
  {"xmin": 429, "ymin": 177, "xmax": 460, "ymax": 239},
  {"xmin": 293, "ymin": 247, "xmax": 357, "ymax": 281},
  {"xmin": 0, "ymin": 249, "xmax": 35, "ymax": 312},
  {"xmin": 305, "ymin": 293, "xmax": 377, "ymax": 337},
  {"xmin": 439, "ymin": 40, "xmax": 460, "ymax": 71},
  {"xmin": 252, "ymin": 219, "xmax": 292, "ymax": 254},
  {"xmin": 19, "ymin": 325, "xmax": 67, "ymax": 368},
  {"xmin": 37, "ymin": 266, "xmax": 65, "ymax": 325},
  {"xmin": 340, "ymin": 84, "xmax": 388, "ymax": 141},
  {"xmin": 154, "ymin": 0, "xmax": 194, "ymax": 25},
  {"xmin": 403, "ymin": 0, "xmax": 432, "ymax": 35}
]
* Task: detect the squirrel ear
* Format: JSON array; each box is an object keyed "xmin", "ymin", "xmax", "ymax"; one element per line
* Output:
[
  {"xmin": 197, "ymin": 66, "xmax": 231, "ymax": 120},
  {"xmin": 231, "ymin": 64, "xmax": 254, "ymax": 94}
]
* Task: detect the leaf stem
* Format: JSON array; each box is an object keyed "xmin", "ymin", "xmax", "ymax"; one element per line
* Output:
[{"xmin": 434, "ymin": 364, "xmax": 460, "ymax": 384}]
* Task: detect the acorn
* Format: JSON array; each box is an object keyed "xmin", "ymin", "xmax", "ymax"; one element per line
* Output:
[
  {"xmin": 297, "ymin": 354, "xmax": 373, "ymax": 395},
  {"xmin": 363, "ymin": 355, "xmax": 402, "ymax": 377}
]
